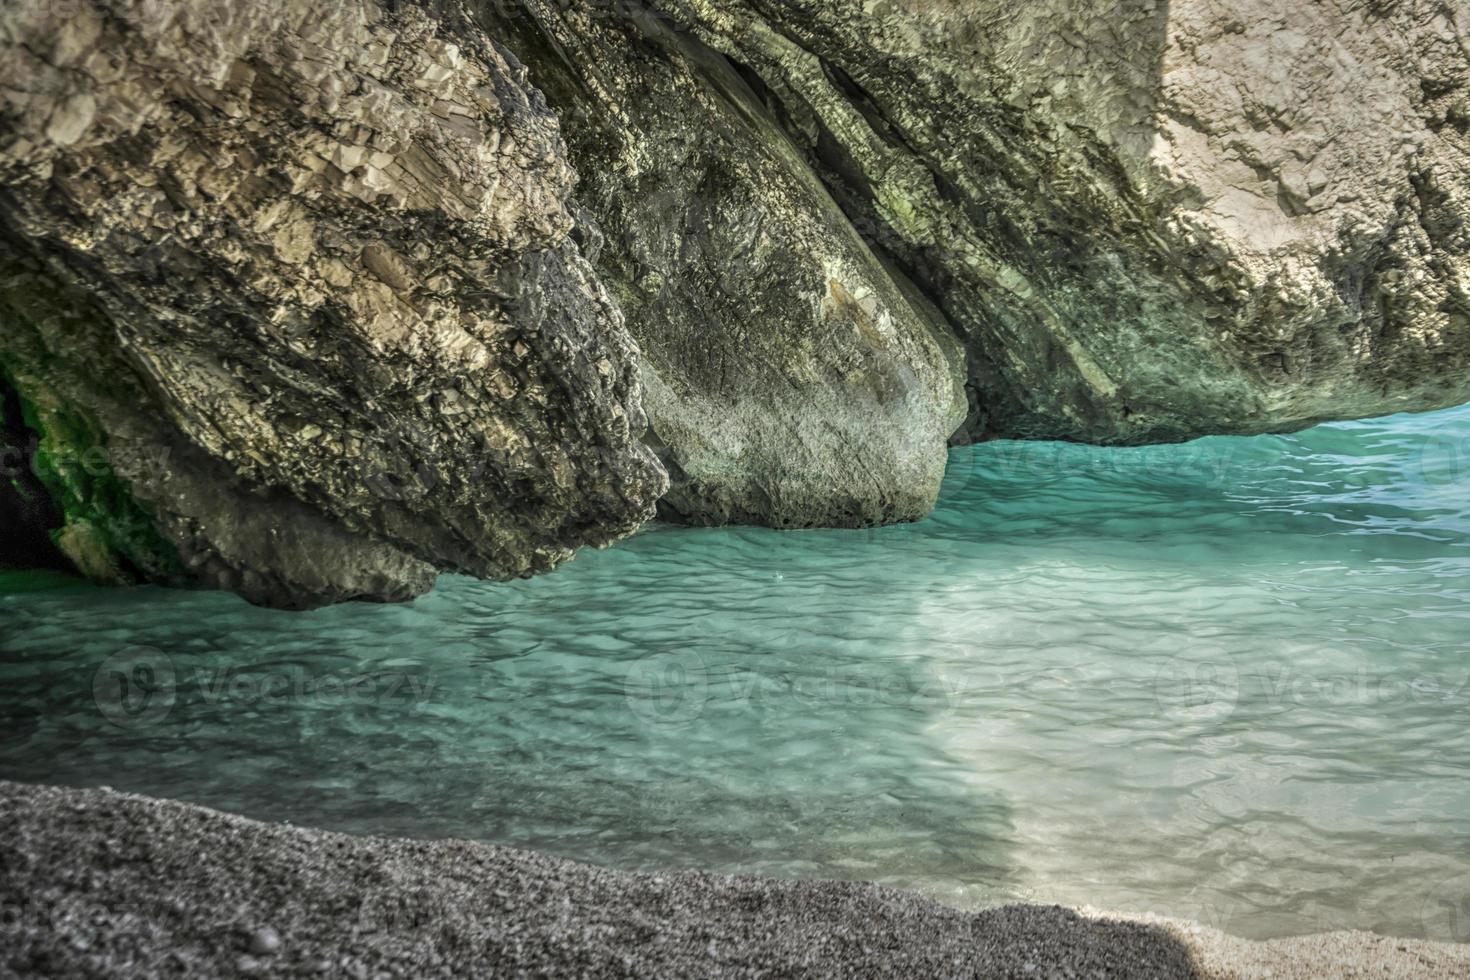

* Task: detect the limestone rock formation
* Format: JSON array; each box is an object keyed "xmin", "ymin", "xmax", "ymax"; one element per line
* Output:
[
  {"xmin": 0, "ymin": 0, "xmax": 667, "ymax": 607},
  {"xmin": 595, "ymin": 0, "xmax": 1470, "ymax": 443},
  {"xmin": 479, "ymin": 2, "xmax": 968, "ymax": 528},
  {"xmin": 3, "ymin": 0, "xmax": 1469, "ymax": 606}
]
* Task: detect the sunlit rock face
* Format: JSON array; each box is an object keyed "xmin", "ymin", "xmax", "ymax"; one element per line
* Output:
[
  {"xmin": 0, "ymin": 0, "xmax": 667, "ymax": 607},
  {"xmin": 518, "ymin": 0, "xmax": 1470, "ymax": 444}
]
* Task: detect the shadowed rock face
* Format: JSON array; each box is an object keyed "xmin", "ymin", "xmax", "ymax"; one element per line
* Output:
[
  {"xmin": 2, "ymin": 0, "xmax": 1469, "ymax": 605},
  {"xmin": 0, "ymin": 0, "xmax": 667, "ymax": 607},
  {"xmin": 495, "ymin": 0, "xmax": 1470, "ymax": 444},
  {"xmin": 475, "ymin": 1, "xmax": 968, "ymax": 529}
]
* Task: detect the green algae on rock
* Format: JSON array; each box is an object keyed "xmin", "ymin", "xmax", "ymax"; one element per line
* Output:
[
  {"xmin": 1, "ymin": 286, "xmax": 187, "ymax": 587},
  {"xmin": 0, "ymin": 373, "xmax": 71, "ymax": 575}
]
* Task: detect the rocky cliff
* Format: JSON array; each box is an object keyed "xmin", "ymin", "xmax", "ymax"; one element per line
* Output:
[
  {"xmin": 2, "ymin": 0, "xmax": 1467, "ymax": 606},
  {"xmin": 0, "ymin": 0, "xmax": 667, "ymax": 607},
  {"xmin": 484, "ymin": 0, "xmax": 1470, "ymax": 445},
  {"xmin": 477, "ymin": 1, "xmax": 968, "ymax": 528}
]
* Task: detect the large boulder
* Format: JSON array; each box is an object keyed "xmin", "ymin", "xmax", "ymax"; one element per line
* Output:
[
  {"xmin": 579, "ymin": 0, "xmax": 1470, "ymax": 443},
  {"xmin": 477, "ymin": 2, "xmax": 968, "ymax": 528},
  {"xmin": 0, "ymin": 0, "xmax": 667, "ymax": 607}
]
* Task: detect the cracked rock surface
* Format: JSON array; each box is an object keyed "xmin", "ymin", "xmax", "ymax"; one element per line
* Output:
[
  {"xmin": 0, "ymin": 0, "xmax": 667, "ymax": 607},
  {"xmin": 478, "ymin": 1, "xmax": 968, "ymax": 528},
  {"xmin": 504, "ymin": 0, "xmax": 1470, "ymax": 444}
]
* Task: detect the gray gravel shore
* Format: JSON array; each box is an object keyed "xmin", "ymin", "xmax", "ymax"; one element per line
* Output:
[{"xmin": 1, "ymin": 782, "xmax": 1465, "ymax": 979}]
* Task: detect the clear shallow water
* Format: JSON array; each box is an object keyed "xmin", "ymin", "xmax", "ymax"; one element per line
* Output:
[{"xmin": 4, "ymin": 407, "xmax": 1470, "ymax": 941}]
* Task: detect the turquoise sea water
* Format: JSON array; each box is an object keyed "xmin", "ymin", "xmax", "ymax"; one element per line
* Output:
[{"xmin": 4, "ymin": 406, "xmax": 1470, "ymax": 941}]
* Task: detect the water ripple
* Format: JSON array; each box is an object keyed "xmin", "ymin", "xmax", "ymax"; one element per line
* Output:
[{"xmin": 4, "ymin": 406, "xmax": 1470, "ymax": 939}]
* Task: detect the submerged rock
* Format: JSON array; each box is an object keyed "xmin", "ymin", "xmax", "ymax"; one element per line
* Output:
[{"xmin": 0, "ymin": 0, "xmax": 667, "ymax": 607}]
